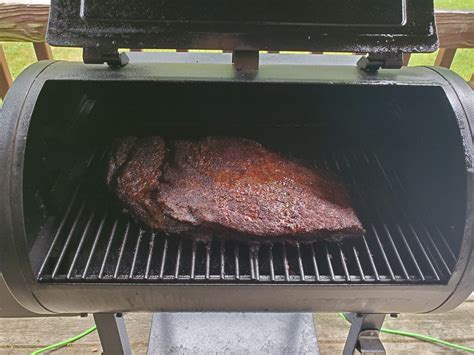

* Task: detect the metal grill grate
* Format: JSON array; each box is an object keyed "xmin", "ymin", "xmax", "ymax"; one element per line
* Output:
[{"xmin": 37, "ymin": 149, "xmax": 456, "ymax": 284}]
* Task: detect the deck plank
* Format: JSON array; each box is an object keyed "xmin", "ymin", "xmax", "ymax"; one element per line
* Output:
[
  {"xmin": 0, "ymin": 313, "xmax": 152, "ymax": 354},
  {"xmin": 0, "ymin": 294, "xmax": 472, "ymax": 354}
]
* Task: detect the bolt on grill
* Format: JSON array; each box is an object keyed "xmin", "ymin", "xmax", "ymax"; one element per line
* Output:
[{"xmin": 37, "ymin": 148, "xmax": 456, "ymax": 284}]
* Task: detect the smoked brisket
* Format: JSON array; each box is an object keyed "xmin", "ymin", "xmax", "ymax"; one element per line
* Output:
[{"xmin": 106, "ymin": 136, "xmax": 364, "ymax": 239}]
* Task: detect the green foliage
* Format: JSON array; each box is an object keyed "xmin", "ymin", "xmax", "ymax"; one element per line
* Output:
[
  {"xmin": 409, "ymin": 49, "xmax": 473, "ymax": 80},
  {"xmin": 435, "ymin": 0, "xmax": 474, "ymax": 10},
  {"xmin": 1, "ymin": 42, "xmax": 82, "ymax": 79}
]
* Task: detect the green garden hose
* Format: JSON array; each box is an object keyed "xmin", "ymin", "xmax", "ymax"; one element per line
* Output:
[{"xmin": 31, "ymin": 325, "xmax": 97, "ymax": 354}]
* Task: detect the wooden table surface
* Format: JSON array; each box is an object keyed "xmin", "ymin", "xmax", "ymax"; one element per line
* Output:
[{"xmin": 0, "ymin": 294, "xmax": 472, "ymax": 354}]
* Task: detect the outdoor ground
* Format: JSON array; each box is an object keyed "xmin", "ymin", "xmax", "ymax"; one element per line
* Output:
[{"xmin": 0, "ymin": 294, "xmax": 472, "ymax": 354}]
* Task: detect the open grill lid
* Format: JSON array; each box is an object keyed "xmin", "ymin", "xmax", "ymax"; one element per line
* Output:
[{"xmin": 47, "ymin": 0, "xmax": 438, "ymax": 53}]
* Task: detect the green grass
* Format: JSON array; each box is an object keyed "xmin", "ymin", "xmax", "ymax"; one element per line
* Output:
[
  {"xmin": 1, "ymin": 0, "xmax": 473, "ymax": 82},
  {"xmin": 410, "ymin": 49, "xmax": 473, "ymax": 79},
  {"xmin": 1, "ymin": 42, "xmax": 82, "ymax": 79},
  {"xmin": 435, "ymin": 0, "xmax": 474, "ymax": 10}
]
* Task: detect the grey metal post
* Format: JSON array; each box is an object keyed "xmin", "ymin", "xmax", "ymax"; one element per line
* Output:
[
  {"xmin": 93, "ymin": 313, "xmax": 132, "ymax": 355},
  {"xmin": 342, "ymin": 313, "xmax": 386, "ymax": 355}
]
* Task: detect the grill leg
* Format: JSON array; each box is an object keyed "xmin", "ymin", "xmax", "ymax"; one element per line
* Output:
[
  {"xmin": 93, "ymin": 313, "xmax": 132, "ymax": 355},
  {"xmin": 342, "ymin": 313, "xmax": 386, "ymax": 355}
]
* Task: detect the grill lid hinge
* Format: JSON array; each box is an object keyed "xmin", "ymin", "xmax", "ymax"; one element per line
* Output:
[
  {"xmin": 357, "ymin": 52, "xmax": 402, "ymax": 71},
  {"xmin": 232, "ymin": 50, "xmax": 259, "ymax": 73},
  {"xmin": 83, "ymin": 47, "xmax": 129, "ymax": 67}
]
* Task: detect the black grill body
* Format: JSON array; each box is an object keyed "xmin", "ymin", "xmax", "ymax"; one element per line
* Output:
[{"xmin": 0, "ymin": 59, "xmax": 473, "ymax": 316}]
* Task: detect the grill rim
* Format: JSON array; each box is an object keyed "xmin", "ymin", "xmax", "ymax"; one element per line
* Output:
[
  {"xmin": 1, "ymin": 61, "xmax": 473, "ymax": 316},
  {"xmin": 16, "ymin": 283, "xmax": 462, "ymax": 315}
]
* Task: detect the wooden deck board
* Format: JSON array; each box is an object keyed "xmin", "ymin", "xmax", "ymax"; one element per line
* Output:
[{"xmin": 0, "ymin": 294, "xmax": 472, "ymax": 354}]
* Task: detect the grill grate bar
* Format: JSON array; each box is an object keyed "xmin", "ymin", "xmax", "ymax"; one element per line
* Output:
[
  {"xmin": 98, "ymin": 218, "xmax": 119, "ymax": 279},
  {"xmin": 130, "ymin": 229, "xmax": 144, "ymax": 278},
  {"xmin": 282, "ymin": 243, "xmax": 290, "ymax": 281},
  {"xmin": 269, "ymin": 244, "xmax": 275, "ymax": 281},
  {"xmin": 114, "ymin": 221, "xmax": 130, "ymax": 279},
  {"xmin": 145, "ymin": 232, "xmax": 156, "ymax": 279},
  {"xmin": 234, "ymin": 245, "xmax": 240, "ymax": 280},
  {"xmin": 205, "ymin": 242, "xmax": 211, "ymax": 280},
  {"xmin": 82, "ymin": 212, "xmax": 107, "ymax": 278},
  {"xmin": 339, "ymin": 246, "xmax": 350, "ymax": 281},
  {"xmin": 249, "ymin": 246, "xmax": 256, "ymax": 280},
  {"xmin": 67, "ymin": 208, "xmax": 95, "ymax": 279},
  {"xmin": 52, "ymin": 202, "xmax": 86, "ymax": 279},
  {"xmin": 325, "ymin": 245, "xmax": 336, "ymax": 281},
  {"xmin": 174, "ymin": 239, "xmax": 183, "ymax": 280},
  {"xmin": 361, "ymin": 236, "xmax": 378, "ymax": 281},
  {"xmin": 311, "ymin": 244, "xmax": 321, "ymax": 282},
  {"xmin": 296, "ymin": 243, "xmax": 305, "ymax": 281},
  {"xmin": 353, "ymin": 246, "xmax": 366, "ymax": 281},
  {"xmin": 220, "ymin": 241, "xmax": 225, "ymax": 279},
  {"xmin": 253, "ymin": 245, "xmax": 260, "ymax": 281},
  {"xmin": 159, "ymin": 238, "xmax": 168, "ymax": 279},
  {"xmin": 190, "ymin": 240, "xmax": 197, "ymax": 279}
]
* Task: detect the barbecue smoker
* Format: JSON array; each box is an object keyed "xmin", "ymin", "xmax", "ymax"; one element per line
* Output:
[{"xmin": 1, "ymin": 0, "xmax": 473, "ymax": 353}]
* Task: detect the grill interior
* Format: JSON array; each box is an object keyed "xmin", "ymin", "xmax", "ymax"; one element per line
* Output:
[
  {"xmin": 25, "ymin": 80, "xmax": 465, "ymax": 285},
  {"xmin": 36, "ymin": 148, "xmax": 456, "ymax": 284}
]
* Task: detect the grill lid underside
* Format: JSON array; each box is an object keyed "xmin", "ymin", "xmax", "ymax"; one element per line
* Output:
[{"xmin": 47, "ymin": 0, "xmax": 438, "ymax": 53}]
